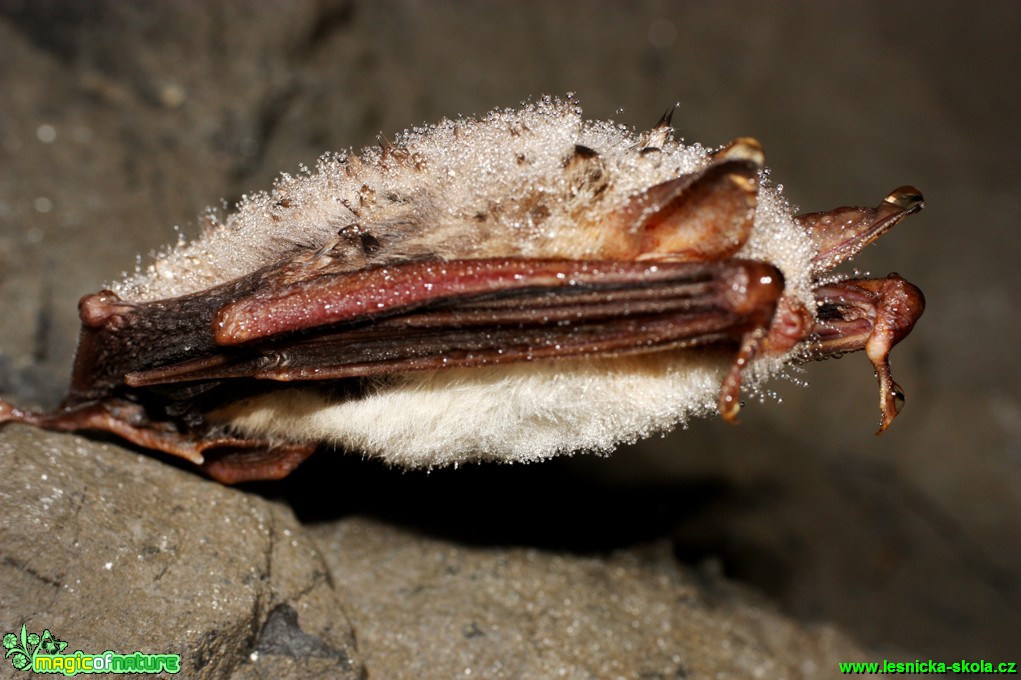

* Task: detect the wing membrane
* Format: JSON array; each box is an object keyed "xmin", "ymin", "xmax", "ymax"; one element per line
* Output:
[{"xmin": 126, "ymin": 257, "xmax": 784, "ymax": 387}]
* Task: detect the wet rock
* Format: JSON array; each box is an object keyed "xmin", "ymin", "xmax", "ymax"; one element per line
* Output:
[
  {"xmin": 0, "ymin": 426, "xmax": 872, "ymax": 678},
  {"xmin": 312, "ymin": 517, "xmax": 868, "ymax": 679},
  {"xmin": 0, "ymin": 427, "xmax": 363, "ymax": 678}
]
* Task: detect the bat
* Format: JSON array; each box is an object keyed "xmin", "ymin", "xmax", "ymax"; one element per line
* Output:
[{"xmin": 0, "ymin": 97, "xmax": 925, "ymax": 484}]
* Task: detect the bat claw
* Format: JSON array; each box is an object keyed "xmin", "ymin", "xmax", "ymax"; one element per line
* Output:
[
  {"xmin": 874, "ymin": 369, "xmax": 906, "ymax": 434},
  {"xmin": 718, "ymin": 326, "xmax": 768, "ymax": 424},
  {"xmin": 712, "ymin": 137, "xmax": 765, "ymax": 167},
  {"xmin": 883, "ymin": 186, "xmax": 925, "ymax": 213}
]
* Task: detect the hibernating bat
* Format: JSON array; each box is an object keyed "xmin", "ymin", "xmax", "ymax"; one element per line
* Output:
[{"xmin": 0, "ymin": 96, "xmax": 924, "ymax": 484}]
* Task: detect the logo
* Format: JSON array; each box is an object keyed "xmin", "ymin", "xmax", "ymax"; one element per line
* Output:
[{"xmin": 3, "ymin": 625, "xmax": 180, "ymax": 675}]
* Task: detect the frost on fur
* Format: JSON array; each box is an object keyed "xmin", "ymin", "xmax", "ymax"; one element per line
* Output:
[
  {"xmin": 139, "ymin": 96, "xmax": 816, "ymax": 468},
  {"xmin": 116, "ymin": 96, "xmax": 814, "ymax": 309},
  {"xmin": 0, "ymin": 96, "xmax": 924, "ymax": 482}
]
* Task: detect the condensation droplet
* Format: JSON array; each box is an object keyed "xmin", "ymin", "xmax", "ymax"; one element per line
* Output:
[{"xmin": 36, "ymin": 124, "xmax": 57, "ymax": 143}]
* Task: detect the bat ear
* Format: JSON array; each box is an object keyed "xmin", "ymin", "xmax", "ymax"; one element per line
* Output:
[
  {"xmin": 798, "ymin": 185, "xmax": 924, "ymax": 274},
  {"xmin": 637, "ymin": 104, "xmax": 678, "ymax": 149},
  {"xmin": 624, "ymin": 138, "xmax": 764, "ymax": 262}
]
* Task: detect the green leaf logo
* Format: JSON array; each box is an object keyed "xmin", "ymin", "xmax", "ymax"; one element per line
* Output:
[{"xmin": 2, "ymin": 624, "xmax": 66, "ymax": 672}]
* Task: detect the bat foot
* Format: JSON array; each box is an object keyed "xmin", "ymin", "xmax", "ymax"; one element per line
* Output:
[
  {"xmin": 0, "ymin": 395, "xmax": 317, "ymax": 483},
  {"xmin": 0, "ymin": 398, "xmax": 36, "ymax": 425},
  {"xmin": 808, "ymin": 274, "xmax": 924, "ymax": 432}
]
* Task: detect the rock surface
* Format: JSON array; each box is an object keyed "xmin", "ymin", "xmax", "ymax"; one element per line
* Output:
[
  {"xmin": 0, "ymin": 427, "xmax": 363, "ymax": 678},
  {"xmin": 315, "ymin": 519, "xmax": 862, "ymax": 678},
  {"xmin": 2, "ymin": 0, "xmax": 1020, "ymax": 676},
  {"xmin": 1, "ymin": 426, "xmax": 869, "ymax": 677}
]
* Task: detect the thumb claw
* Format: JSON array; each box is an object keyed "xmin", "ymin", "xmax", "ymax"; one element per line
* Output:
[
  {"xmin": 718, "ymin": 327, "xmax": 768, "ymax": 424},
  {"xmin": 873, "ymin": 359, "xmax": 906, "ymax": 434}
]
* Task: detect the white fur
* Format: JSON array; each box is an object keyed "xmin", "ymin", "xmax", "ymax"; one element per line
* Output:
[
  {"xmin": 209, "ymin": 352, "xmax": 731, "ymax": 468},
  {"xmin": 209, "ymin": 350, "xmax": 794, "ymax": 469}
]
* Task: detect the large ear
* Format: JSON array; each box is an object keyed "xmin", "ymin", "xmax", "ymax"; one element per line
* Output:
[
  {"xmin": 798, "ymin": 186, "xmax": 924, "ymax": 274},
  {"xmin": 617, "ymin": 138, "xmax": 764, "ymax": 262}
]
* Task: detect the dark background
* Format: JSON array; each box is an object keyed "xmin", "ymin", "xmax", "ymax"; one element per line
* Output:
[{"xmin": 1, "ymin": 0, "xmax": 1018, "ymax": 661}]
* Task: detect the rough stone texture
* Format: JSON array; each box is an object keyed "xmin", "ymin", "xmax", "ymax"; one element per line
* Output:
[
  {"xmin": 314, "ymin": 518, "xmax": 862, "ymax": 678},
  {"xmin": 0, "ymin": 423, "xmax": 869, "ymax": 678},
  {"xmin": 2, "ymin": 0, "xmax": 1020, "ymax": 676},
  {"xmin": 0, "ymin": 427, "xmax": 363, "ymax": 678}
]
